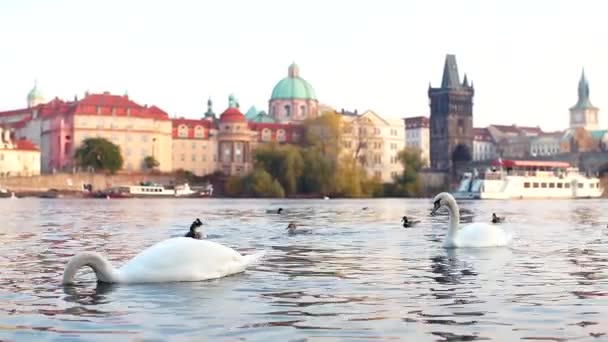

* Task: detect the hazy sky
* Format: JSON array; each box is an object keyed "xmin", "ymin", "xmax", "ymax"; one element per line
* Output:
[{"xmin": 0, "ymin": 0, "xmax": 606, "ymax": 131}]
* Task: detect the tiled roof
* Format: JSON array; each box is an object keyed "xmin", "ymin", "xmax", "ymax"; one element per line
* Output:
[
  {"xmin": 404, "ymin": 116, "xmax": 430, "ymax": 129},
  {"xmin": 172, "ymin": 118, "xmax": 214, "ymax": 139},
  {"xmin": 14, "ymin": 138, "xmax": 39, "ymax": 151},
  {"xmin": 473, "ymin": 127, "xmax": 494, "ymax": 142}
]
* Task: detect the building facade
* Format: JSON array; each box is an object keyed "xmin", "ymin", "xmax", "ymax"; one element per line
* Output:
[
  {"xmin": 428, "ymin": 54, "xmax": 475, "ymax": 171},
  {"xmin": 341, "ymin": 110, "xmax": 405, "ymax": 182},
  {"xmin": 569, "ymin": 70, "xmax": 599, "ymax": 131},
  {"xmin": 0, "ymin": 127, "xmax": 40, "ymax": 177},
  {"xmin": 171, "ymin": 118, "xmax": 217, "ymax": 176},
  {"xmin": 404, "ymin": 116, "xmax": 430, "ymax": 167},
  {"xmin": 472, "ymin": 128, "xmax": 497, "ymax": 161},
  {"xmin": 530, "ymin": 133, "xmax": 562, "ymax": 157},
  {"xmin": 0, "ymin": 90, "xmax": 172, "ymax": 173}
]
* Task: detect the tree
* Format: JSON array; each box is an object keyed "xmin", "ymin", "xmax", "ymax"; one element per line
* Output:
[
  {"xmin": 389, "ymin": 147, "xmax": 423, "ymax": 197},
  {"xmin": 144, "ymin": 156, "xmax": 160, "ymax": 170},
  {"xmin": 74, "ymin": 138, "xmax": 123, "ymax": 174}
]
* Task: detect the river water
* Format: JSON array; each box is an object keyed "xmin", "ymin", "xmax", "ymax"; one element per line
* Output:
[{"xmin": 0, "ymin": 197, "xmax": 607, "ymax": 341}]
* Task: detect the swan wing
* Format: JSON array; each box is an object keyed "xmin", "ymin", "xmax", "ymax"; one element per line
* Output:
[
  {"xmin": 117, "ymin": 237, "xmax": 264, "ymax": 283},
  {"xmin": 451, "ymin": 222, "xmax": 512, "ymax": 248}
]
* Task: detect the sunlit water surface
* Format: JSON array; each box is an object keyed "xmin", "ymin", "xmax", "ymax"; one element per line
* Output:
[{"xmin": 0, "ymin": 198, "xmax": 607, "ymax": 341}]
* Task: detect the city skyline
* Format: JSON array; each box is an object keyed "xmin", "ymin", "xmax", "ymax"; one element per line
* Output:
[{"xmin": 1, "ymin": 0, "xmax": 606, "ymax": 131}]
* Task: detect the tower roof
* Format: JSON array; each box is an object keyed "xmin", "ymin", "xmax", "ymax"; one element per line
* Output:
[
  {"xmin": 270, "ymin": 62, "xmax": 317, "ymax": 100},
  {"xmin": 441, "ymin": 54, "xmax": 461, "ymax": 88},
  {"xmin": 572, "ymin": 69, "xmax": 595, "ymax": 109}
]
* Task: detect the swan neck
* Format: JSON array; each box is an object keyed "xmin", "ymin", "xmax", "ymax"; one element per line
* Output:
[
  {"xmin": 62, "ymin": 252, "xmax": 120, "ymax": 284},
  {"xmin": 445, "ymin": 197, "xmax": 460, "ymax": 239}
]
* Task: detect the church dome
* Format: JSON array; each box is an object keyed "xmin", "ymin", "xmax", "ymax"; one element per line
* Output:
[
  {"xmin": 270, "ymin": 63, "xmax": 317, "ymax": 100},
  {"xmin": 219, "ymin": 94, "xmax": 246, "ymax": 123},
  {"xmin": 27, "ymin": 81, "xmax": 45, "ymax": 107}
]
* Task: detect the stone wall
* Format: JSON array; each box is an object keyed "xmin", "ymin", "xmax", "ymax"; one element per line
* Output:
[
  {"xmin": 0, "ymin": 173, "xmax": 175, "ymax": 192},
  {"xmin": 420, "ymin": 170, "xmax": 449, "ymax": 196}
]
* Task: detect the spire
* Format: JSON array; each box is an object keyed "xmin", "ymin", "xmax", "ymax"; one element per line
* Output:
[
  {"xmin": 204, "ymin": 97, "xmax": 216, "ymax": 120},
  {"xmin": 573, "ymin": 68, "xmax": 594, "ymax": 109},
  {"xmin": 288, "ymin": 62, "xmax": 300, "ymax": 77},
  {"xmin": 462, "ymin": 73, "xmax": 469, "ymax": 87},
  {"xmin": 441, "ymin": 54, "xmax": 461, "ymax": 88}
]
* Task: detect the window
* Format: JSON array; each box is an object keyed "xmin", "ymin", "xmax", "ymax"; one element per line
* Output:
[
  {"xmin": 457, "ymin": 119, "xmax": 464, "ymax": 136},
  {"xmin": 565, "ymin": 183, "xmax": 570, "ymax": 189},
  {"xmin": 589, "ymin": 183, "xmax": 594, "ymax": 188},
  {"xmin": 192, "ymin": 155, "xmax": 196, "ymax": 162},
  {"xmin": 390, "ymin": 129, "xmax": 397, "ymax": 136},
  {"xmin": 524, "ymin": 182, "xmax": 530, "ymax": 188},
  {"xmin": 390, "ymin": 143, "xmax": 397, "ymax": 150},
  {"xmin": 202, "ymin": 155, "xmax": 206, "ymax": 162},
  {"xmin": 374, "ymin": 128, "xmax": 381, "ymax": 135},
  {"xmin": 374, "ymin": 171, "xmax": 382, "ymax": 179},
  {"xmin": 277, "ymin": 129, "xmax": 286, "ymax": 142},
  {"xmin": 192, "ymin": 142, "xmax": 196, "ymax": 149},
  {"xmin": 578, "ymin": 183, "xmax": 583, "ymax": 188},
  {"xmin": 178, "ymin": 125, "xmax": 188, "ymax": 138},
  {"xmin": 181, "ymin": 154, "xmax": 185, "ymax": 161},
  {"xmin": 533, "ymin": 182, "xmax": 539, "ymax": 188},
  {"xmin": 300, "ymin": 105, "xmax": 307, "ymax": 118},
  {"xmin": 549, "ymin": 183, "xmax": 555, "ymax": 188},
  {"xmin": 557, "ymin": 183, "xmax": 563, "ymax": 188},
  {"xmin": 194, "ymin": 126, "xmax": 204, "ymax": 138},
  {"xmin": 262, "ymin": 128, "xmax": 271, "ymax": 142},
  {"xmin": 541, "ymin": 183, "xmax": 547, "ymax": 188},
  {"xmin": 96, "ymin": 106, "xmax": 101, "ymax": 114},
  {"xmin": 284, "ymin": 105, "xmax": 291, "ymax": 117}
]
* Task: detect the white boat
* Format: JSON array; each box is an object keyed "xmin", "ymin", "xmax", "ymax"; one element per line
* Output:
[
  {"xmin": 453, "ymin": 159, "xmax": 603, "ymax": 200},
  {"xmin": 126, "ymin": 182, "xmax": 197, "ymax": 198}
]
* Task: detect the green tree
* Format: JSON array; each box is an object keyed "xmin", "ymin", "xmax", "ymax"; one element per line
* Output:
[
  {"xmin": 144, "ymin": 156, "xmax": 160, "ymax": 170},
  {"xmin": 390, "ymin": 147, "xmax": 424, "ymax": 197},
  {"xmin": 74, "ymin": 138, "xmax": 123, "ymax": 174},
  {"xmin": 249, "ymin": 168, "xmax": 285, "ymax": 198},
  {"xmin": 303, "ymin": 111, "xmax": 342, "ymax": 157}
]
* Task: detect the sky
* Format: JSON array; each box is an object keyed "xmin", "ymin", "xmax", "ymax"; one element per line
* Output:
[{"xmin": 0, "ymin": 0, "xmax": 606, "ymax": 131}]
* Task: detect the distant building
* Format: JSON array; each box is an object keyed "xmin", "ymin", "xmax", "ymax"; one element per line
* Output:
[
  {"xmin": 404, "ymin": 116, "xmax": 430, "ymax": 166},
  {"xmin": 0, "ymin": 127, "xmax": 40, "ymax": 177},
  {"xmin": 269, "ymin": 63, "xmax": 319, "ymax": 123},
  {"xmin": 428, "ymin": 54, "xmax": 474, "ymax": 171},
  {"xmin": 171, "ymin": 118, "xmax": 217, "ymax": 176},
  {"xmin": 530, "ymin": 132, "xmax": 562, "ymax": 157},
  {"xmin": 569, "ymin": 69, "xmax": 599, "ymax": 131},
  {"xmin": 341, "ymin": 110, "xmax": 405, "ymax": 182},
  {"xmin": 487, "ymin": 124, "xmax": 543, "ymax": 158},
  {"xmin": 472, "ymin": 128, "xmax": 497, "ymax": 161},
  {"xmin": 0, "ymin": 90, "xmax": 172, "ymax": 173}
]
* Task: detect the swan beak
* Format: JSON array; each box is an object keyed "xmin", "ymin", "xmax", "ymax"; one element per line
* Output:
[{"xmin": 430, "ymin": 200, "xmax": 441, "ymax": 216}]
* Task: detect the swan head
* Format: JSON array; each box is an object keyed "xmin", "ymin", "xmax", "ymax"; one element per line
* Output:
[{"xmin": 430, "ymin": 192, "xmax": 455, "ymax": 216}]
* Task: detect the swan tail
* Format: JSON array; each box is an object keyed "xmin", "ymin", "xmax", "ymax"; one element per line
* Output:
[
  {"xmin": 62, "ymin": 252, "xmax": 118, "ymax": 285},
  {"xmin": 241, "ymin": 250, "xmax": 267, "ymax": 266}
]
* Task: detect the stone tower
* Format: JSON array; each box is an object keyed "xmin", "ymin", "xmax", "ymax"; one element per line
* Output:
[
  {"xmin": 428, "ymin": 54, "xmax": 475, "ymax": 171},
  {"xmin": 569, "ymin": 69, "xmax": 599, "ymax": 130}
]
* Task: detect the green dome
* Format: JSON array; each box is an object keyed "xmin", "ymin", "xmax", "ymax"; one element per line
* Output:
[
  {"xmin": 270, "ymin": 63, "xmax": 317, "ymax": 100},
  {"xmin": 27, "ymin": 82, "xmax": 44, "ymax": 101}
]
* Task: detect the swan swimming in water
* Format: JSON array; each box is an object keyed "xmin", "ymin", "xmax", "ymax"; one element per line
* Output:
[
  {"xmin": 430, "ymin": 192, "xmax": 512, "ymax": 248},
  {"xmin": 62, "ymin": 237, "xmax": 265, "ymax": 285}
]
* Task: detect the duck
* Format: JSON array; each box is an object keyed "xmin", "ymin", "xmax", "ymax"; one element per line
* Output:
[
  {"xmin": 184, "ymin": 218, "xmax": 204, "ymax": 239},
  {"xmin": 286, "ymin": 222, "xmax": 311, "ymax": 235},
  {"xmin": 430, "ymin": 192, "xmax": 512, "ymax": 248},
  {"xmin": 266, "ymin": 208, "xmax": 283, "ymax": 214},
  {"xmin": 402, "ymin": 216, "xmax": 420, "ymax": 228},
  {"xmin": 62, "ymin": 237, "xmax": 266, "ymax": 284},
  {"xmin": 491, "ymin": 213, "xmax": 505, "ymax": 224}
]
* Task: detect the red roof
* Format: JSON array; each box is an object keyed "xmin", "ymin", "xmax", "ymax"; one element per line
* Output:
[
  {"xmin": 473, "ymin": 127, "xmax": 494, "ymax": 142},
  {"xmin": 248, "ymin": 122, "xmax": 304, "ymax": 143},
  {"xmin": 14, "ymin": 138, "xmax": 39, "ymax": 151},
  {"xmin": 490, "ymin": 124, "xmax": 543, "ymax": 136},
  {"xmin": 491, "ymin": 159, "xmax": 570, "ymax": 168},
  {"xmin": 404, "ymin": 116, "xmax": 430, "ymax": 129},
  {"xmin": 171, "ymin": 118, "xmax": 214, "ymax": 139},
  {"xmin": 0, "ymin": 92, "xmax": 170, "ymax": 121},
  {"xmin": 219, "ymin": 107, "xmax": 246, "ymax": 123}
]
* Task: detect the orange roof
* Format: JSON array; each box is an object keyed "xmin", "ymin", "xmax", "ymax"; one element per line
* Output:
[
  {"xmin": 171, "ymin": 118, "xmax": 215, "ymax": 139},
  {"xmin": 219, "ymin": 107, "xmax": 246, "ymax": 123},
  {"xmin": 14, "ymin": 139, "xmax": 39, "ymax": 151},
  {"xmin": 404, "ymin": 116, "xmax": 430, "ymax": 129}
]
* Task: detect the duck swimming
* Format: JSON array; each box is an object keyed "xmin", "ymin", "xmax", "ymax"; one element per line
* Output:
[
  {"xmin": 491, "ymin": 213, "xmax": 505, "ymax": 224},
  {"xmin": 184, "ymin": 218, "xmax": 203, "ymax": 239},
  {"xmin": 430, "ymin": 192, "xmax": 512, "ymax": 248},
  {"xmin": 62, "ymin": 237, "xmax": 265, "ymax": 284},
  {"xmin": 286, "ymin": 222, "xmax": 311, "ymax": 235},
  {"xmin": 402, "ymin": 216, "xmax": 420, "ymax": 228}
]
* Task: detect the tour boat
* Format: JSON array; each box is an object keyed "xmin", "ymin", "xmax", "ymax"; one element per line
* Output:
[
  {"xmin": 125, "ymin": 182, "xmax": 197, "ymax": 198},
  {"xmin": 453, "ymin": 159, "xmax": 604, "ymax": 200}
]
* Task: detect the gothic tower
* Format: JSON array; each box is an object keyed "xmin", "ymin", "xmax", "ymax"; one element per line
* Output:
[
  {"xmin": 428, "ymin": 54, "xmax": 474, "ymax": 171},
  {"xmin": 569, "ymin": 69, "xmax": 599, "ymax": 130}
]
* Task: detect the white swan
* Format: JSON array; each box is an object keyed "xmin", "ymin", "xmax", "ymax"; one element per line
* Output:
[
  {"xmin": 430, "ymin": 192, "xmax": 512, "ymax": 248},
  {"xmin": 62, "ymin": 237, "xmax": 265, "ymax": 285}
]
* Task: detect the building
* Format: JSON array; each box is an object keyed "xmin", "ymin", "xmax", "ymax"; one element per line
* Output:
[
  {"xmin": 216, "ymin": 95, "xmax": 258, "ymax": 176},
  {"xmin": 569, "ymin": 69, "xmax": 599, "ymax": 131},
  {"xmin": 0, "ymin": 89, "xmax": 172, "ymax": 173},
  {"xmin": 0, "ymin": 127, "xmax": 40, "ymax": 177},
  {"xmin": 340, "ymin": 110, "xmax": 405, "ymax": 182},
  {"xmin": 472, "ymin": 128, "xmax": 497, "ymax": 161},
  {"xmin": 487, "ymin": 124, "xmax": 543, "ymax": 158},
  {"xmin": 269, "ymin": 63, "xmax": 319, "ymax": 123},
  {"xmin": 428, "ymin": 54, "xmax": 475, "ymax": 171},
  {"xmin": 404, "ymin": 116, "xmax": 430, "ymax": 167},
  {"xmin": 171, "ymin": 117, "xmax": 217, "ymax": 176},
  {"xmin": 530, "ymin": 132, "xmax": 562, "ymax": 157}
]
